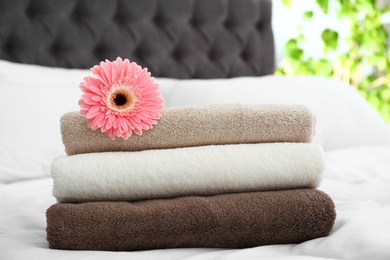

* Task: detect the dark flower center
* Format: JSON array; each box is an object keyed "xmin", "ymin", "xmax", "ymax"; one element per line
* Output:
[
  {"xmin": 114, "ymin": 93, "xmax": 128, "ymax": 106},
  {"xmin": 109, "ymin": 88, "xmax": 134, "ymax": 112}
]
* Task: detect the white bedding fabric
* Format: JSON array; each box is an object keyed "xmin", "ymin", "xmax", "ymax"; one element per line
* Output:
[
  {"xmin": 1, "ymin": 60, "xmax": 390, "ymax": 259},
  {"xmin": 1, "ymin": 145, "xmax": 390, "ymax": 260}
]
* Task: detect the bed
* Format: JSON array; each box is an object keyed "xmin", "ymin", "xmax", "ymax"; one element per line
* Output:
[{"xmin": 1, "ymin": 0, "xmax": 390, "ymax": 259}]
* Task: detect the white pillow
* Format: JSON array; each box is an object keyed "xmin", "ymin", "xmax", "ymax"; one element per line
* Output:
[
  {"xmin": 0, "ymin": 60, "xmax": 175, "ymax": 184},
  {"xmin": 0, "ymin": 61, "xmax": 85, "ymax": 184},
  {"xmin": 163, "ymin": 75, "xmax": 390, "ymax": 151}
]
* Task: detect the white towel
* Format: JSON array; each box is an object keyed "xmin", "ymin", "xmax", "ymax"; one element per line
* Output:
[{"xmin": 51, "ymin": 143, "xmax": 324, "ymax": 202}]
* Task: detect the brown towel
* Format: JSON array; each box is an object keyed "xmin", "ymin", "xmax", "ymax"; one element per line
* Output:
[
  {"xmin": 61, "ymin": 104, "xmax": 316, "ymax": 155},
  {"xmin": 46, "ymin": 189, "xmax": 335, "ymax": 251}
]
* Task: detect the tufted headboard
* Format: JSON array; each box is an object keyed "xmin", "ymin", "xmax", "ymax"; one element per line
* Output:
[{"xmin": 0, "ymin": 0, "xmax": 274, "ymax": 79}]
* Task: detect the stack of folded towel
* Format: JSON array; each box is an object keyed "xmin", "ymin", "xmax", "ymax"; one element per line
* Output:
[{"xmin": 46, "ymin": 104, "xmax": 336, "ymax": 251}]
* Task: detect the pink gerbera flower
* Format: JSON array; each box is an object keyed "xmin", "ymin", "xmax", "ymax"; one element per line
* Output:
[{"xmin": 78, "ymin": 57, "xmax": 164, "ymax": 140}]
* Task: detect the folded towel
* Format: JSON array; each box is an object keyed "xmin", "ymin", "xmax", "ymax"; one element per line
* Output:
[
  {"xmin": 46, "ymin": 189, "xmax": 336, "ymax": 251},
  {"xmin": 52, "ymin": 143, "xmax": 324, "ymax": 203},
  {"xmin": 61, "ymin": 104, "xmax": 316, "ymax": 155}
]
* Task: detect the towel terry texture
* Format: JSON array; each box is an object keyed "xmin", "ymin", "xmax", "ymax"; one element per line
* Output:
[
  {"xmin": 47, "ymin": 104, "xmax": 335, "ymax": 251},
  {"xmin": 51, "ymin": 143, "xmax": 324, "ymax": 203},
  {"xmin": 61, "ymin": 104, "xmax": 316, "ymax": 155},
  {"xmin": 46, "ymin": 189, "xmax": 336, "ymax": 251}
]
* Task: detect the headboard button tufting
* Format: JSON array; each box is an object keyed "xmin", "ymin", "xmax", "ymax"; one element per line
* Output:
[
  {"xmin": 190, "ymin": 17, "xmax": 199, "ymax": 28},
  {"xmin": 71, "ymin": 10, "xmax": 82, "ymax": 23},
  {"xmin": 25, "ymin": 8, "xmax": 36, "ymax": 19},
  {"xmin": 0, "ymin": 0, "xmax": 274, "ymax": 78},
  {"xmin": 49, "ymin": 44, "xmax": 61, "ymax": 56},
  {"xmin": 3, "ymin": 42, "xmax": 14, "ymax": 53}
]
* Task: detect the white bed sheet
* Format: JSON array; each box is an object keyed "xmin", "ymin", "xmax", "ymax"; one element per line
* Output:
[{"xmin": 1, "ymin": 145, "xmax": 390, "ymax": 260}]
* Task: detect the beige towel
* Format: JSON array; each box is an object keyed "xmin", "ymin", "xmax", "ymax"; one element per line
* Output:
[
  {"xmin": 46, "ymin": 189, "xmax": 336, "ymax": 251},
  {"xmin": 61, "ymin": 104, "xmax": 315, "ymax": 155}
]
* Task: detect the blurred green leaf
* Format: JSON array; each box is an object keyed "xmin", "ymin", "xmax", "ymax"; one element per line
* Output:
[
  {"xmin": 316, "ymin": 0, "xmax": 329, "ymax": 13},
  {"xmin": 321, "ymin": 29, "xmax": 339, "ymax": 51},
  {"xmin": 381, "ymin": 88, "xmax": 390, "ymax": 101},
  {"xmin": 285, "ymin": 39, "xmax": 304, "ymax": 60},
  {"xmin": 312, "ymin": 59, "xmax": 333, "ymax": 76},
  {"xmin": 303, "ymin": 11, "xmax": 314, "ymax": 20},
  {"xmin": 276, "ymin": 0, "xmax": 390, "ymax": 123},
  {"xmin": 282, "ymin": 0, "xmax": 292, "ymax": 7}
]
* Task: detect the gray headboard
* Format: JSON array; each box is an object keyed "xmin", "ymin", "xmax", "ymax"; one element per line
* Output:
[{"xmin": 0, "ymin": 0, "xmax": 275, "ymax": 79}]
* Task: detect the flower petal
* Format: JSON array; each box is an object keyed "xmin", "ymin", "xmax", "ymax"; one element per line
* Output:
[{"xmin": 79, "ymin": 57, "xmax": 164, "ymax": 140}]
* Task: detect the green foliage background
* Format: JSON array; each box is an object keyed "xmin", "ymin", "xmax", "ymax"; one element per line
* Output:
[{"xmin": 277, "ymin": 0, "xmax": 390, "ymax": 122}]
